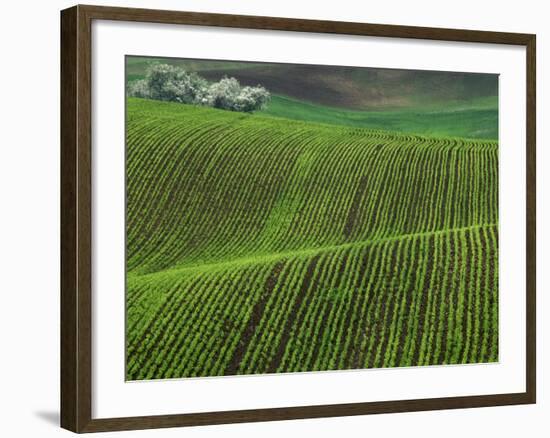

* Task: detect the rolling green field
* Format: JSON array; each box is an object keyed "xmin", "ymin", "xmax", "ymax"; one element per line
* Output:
[
  {"xmin": 126, "ymin": 98, "xmax": 498, "ymax": 380},
  {"xmin": 264, "ymin": 95, "xmax": 498, "ymax": 139},
  {"xmin": 126, "ymin": 56, "xmax": 498, "ymax": 139}
]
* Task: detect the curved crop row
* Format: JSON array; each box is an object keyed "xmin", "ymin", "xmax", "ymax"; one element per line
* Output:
[
  {"xmin": 126, "ymin": 223, "xmax": 498, "ymax": 379},
  {"xmin": 125, "ymin": 98, "xmax": 499, "ymax": 380}
]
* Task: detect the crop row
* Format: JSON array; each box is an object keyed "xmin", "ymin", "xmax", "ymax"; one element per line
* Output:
[
  {"xmin": 126, "ymin": 99, "xmax": 498, "ymax": 276},
  {"xmin": 126, "ymin": 223, "xmax": 498, "ymax": 379},
  {"xmin": 125, "ymin": 98, "xmax": 499, "ymax": 379}
]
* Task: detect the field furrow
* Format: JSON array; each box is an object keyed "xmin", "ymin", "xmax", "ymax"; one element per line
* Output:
[{"xmin": 126, "ymin": 98, "xmax": 499, "ymax": 379}]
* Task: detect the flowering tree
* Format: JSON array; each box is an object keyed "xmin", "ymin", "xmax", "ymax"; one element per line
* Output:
[
  {"xmin": 206, "ymin": 77, "xmax": 270, "ymax": 112},
  {"xmin": 127, "ymin": 78, "xmax": 150, "ymax": 99},
  {"xmin": 206, "ymin": 77, "xmax": 241, "ymax": 110},
  {"xmin": 234, "ymin": 85, "xmax": 271, "ymax": 112},
  {"xmin": 128, "ymin": 64, "xmax": 271, "ymax": 113}
]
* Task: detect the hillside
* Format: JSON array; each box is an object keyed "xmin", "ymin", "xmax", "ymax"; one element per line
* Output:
[
  {"xmin": 126, "ymin": 57, "xmax": 498, "ymax": 139},
  {"xmin": 263, "ymin": 95, "xmax": 498, "ymax": 139},
  {"xmin": 127, "ymin": 57, "xmax": 498, "ymax": 110},
  {"xmin": 126, "ymin": 98, "xmax": 498, "ymax": 380}
]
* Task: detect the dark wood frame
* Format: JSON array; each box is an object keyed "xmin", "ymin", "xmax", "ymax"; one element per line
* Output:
[{"xmin": 61, "ymin": 4, "xmax": 536, "ymax": 433}]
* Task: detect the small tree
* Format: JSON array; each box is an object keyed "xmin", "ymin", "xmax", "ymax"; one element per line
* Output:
[
  {"xmin": 142, "ymin": 63, "xmax": 209, "ymax": 104},
  {"xmin": 128, "ymin": 63, "xmax": 271, "ymax": 113},
  {"xmin": 207, "ymin": 77, "xmax": 270, "ymax": 112},
  {"xmin": 127, "ymin": 79, "xmax": 150, "ymax": 98},
  {"xmin": 207, "ymin": 77, "xmax": 242, "ymax": 110},
  {"xmin": 233, "ymin": 85, "xmax": 270, "ymax": 112}
]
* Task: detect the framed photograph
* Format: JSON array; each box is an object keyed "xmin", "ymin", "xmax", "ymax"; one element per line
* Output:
[{"xmin": 60, "ymin": 4, "xmax": 536, "ymax": 433}]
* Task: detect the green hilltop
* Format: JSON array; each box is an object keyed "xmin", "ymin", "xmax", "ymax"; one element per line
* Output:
[{"xmin": 126, "ymin": 57, "xmax": 498, "ymax": 140}]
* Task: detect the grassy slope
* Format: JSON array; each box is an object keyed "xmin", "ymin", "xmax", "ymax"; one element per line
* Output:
[
  {"xmin": 126, "ymin": 98, "xmax": 499, "ymax": 379},
  {"xmin": 126, "ymin": 57, "xmax": 498, "ymax": 139},
  {"xmin": 263, "ymin": 95, "xmax": 498, "ymax": 139},
  {"xmin": 127, "ymin": 57, "xmax": 498, "ymax": 109}
]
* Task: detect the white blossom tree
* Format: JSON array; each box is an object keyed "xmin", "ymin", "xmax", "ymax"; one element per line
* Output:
[{"xmin": 128, "ymin": 64, "xmax": 271, "ymax": 113}]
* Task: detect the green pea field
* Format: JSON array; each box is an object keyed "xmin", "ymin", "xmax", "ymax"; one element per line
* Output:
[{"xmin": 126, "ymin": 92, "xmax": 498, "ymax": 380}]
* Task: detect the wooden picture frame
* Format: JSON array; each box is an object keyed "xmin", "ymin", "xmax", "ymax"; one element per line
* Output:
[{"xmin": 61, "ymin": 4, "xmax": 536, "ymax": 433}]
